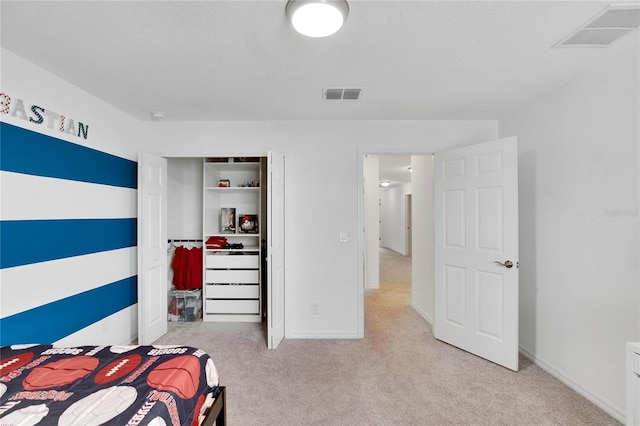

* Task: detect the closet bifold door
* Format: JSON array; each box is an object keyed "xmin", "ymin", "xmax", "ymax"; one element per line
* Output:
[
  {"xmin": 267, "ymin": 151, "xmax": 285, "ymax": 349},
  {"xmin": 138, "ymin": 152, "xmax": 168, "ymax": 344}
]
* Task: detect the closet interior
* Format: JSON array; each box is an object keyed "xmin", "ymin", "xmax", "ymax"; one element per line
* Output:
[{"xmin": 167, "ymin": 157, "xmax": 268, "ymax": 329}]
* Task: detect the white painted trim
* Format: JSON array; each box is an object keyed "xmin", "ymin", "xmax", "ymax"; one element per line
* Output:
[
  {"xmin": 356, "ymin": 147, "xmax": 366, "ymax": 339},
  {"xmin": 363, "ymin": 156, "xmax": 380, "ymax": 290},
  {"xmin": 154, "ymin": 151, "xmax": 269, "ymax": 159},
  {"xmin": 519, "ymin": 345, "xmax": 625, "ymax": 423},
  {"xmin": 411, "ymin": 302, "xmax": 433, "ymax": 326}
]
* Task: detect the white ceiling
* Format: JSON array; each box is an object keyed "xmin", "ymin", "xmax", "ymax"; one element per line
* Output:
[
  {"xmin": 1, "ymin": 1, "xmax": 638, "ymax": 123},
  {"xmin": 374, "ymin": 155, "xmax": 413, "ymax": 187}
]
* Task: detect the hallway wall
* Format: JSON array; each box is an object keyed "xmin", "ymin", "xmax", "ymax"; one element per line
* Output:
[{"xmin": 379, "ymin": 182, "xmax": 411, "ymax": 255}]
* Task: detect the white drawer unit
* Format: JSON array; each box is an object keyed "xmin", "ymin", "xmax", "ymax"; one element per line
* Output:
[
  {"xmin": 206, "ymin": 254, "xmax": 259, "ymax": 269},
  {"xmin": 628, "ymin": 342, "xmax": 640, "ymax": 426},
  {"xmin": 206, "ymin": 299, "xmax": 260, "ymax": 314},
  {"xmin": 205, "ymin": 269, "xmax": 259, "ymax": 284},
  {"xmin": 207, "ymin": 284, "xmax": 259, "ymax": 299}
]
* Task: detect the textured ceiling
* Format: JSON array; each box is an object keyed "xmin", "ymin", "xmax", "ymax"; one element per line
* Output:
[{"xmin": 1, "ymin": 1, "xmax": 638, "ymax": 122}]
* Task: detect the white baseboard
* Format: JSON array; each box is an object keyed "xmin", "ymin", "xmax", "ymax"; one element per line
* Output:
[
  {"xmin": 519, "ymin": 345, "xmax": 625, "ymax": 424},
  {"xmin": 411, "ymin": 302, "xmax": 433, "ymax": 325},
  {"xmin": 286, "ymin": 331, "xmax": 360, "ymax": 339}
]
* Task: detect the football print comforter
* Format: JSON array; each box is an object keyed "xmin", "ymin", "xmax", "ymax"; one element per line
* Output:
[{"xmin": 0, "ymin": 344, "xmax": 219, "ymax": 426}]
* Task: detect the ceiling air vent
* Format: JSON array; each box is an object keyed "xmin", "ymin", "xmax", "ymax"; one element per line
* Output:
[
  {"xmin": 323, "ymin": 88, "xmax": 363, "ymax": 100},
  {"xmin": 554, "ymin": 4, "xmax": 640, "ymax": 48}
]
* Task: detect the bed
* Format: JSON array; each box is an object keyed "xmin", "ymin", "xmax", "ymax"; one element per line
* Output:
[{"xmin": 0, "ymin": 344, "xmax": 226, "ymax": 426}]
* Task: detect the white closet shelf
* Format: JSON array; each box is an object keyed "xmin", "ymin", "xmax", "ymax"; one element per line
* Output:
[
  {"xmin": 203, "ymin": 247, "xmax": 260, "ymax": 252},
  {"xmin": 204, "ymin": 162, "xmax": 260, "ymax": 171},
  {"xmin": 205, "ymin": 187, "xmax": 260, "ymax": 191}
]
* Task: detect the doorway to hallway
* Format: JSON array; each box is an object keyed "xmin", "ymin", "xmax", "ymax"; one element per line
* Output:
[{"xmin": 362, "ymin": 154, "xmax": 434, "ymax": 333}]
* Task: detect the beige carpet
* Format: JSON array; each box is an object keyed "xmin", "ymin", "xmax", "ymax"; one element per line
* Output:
[{"xmin": 154, "ymin": 248, "xmax": 618, "ymax": 425}]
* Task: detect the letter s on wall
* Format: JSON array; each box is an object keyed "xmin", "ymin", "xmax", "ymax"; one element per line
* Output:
[{"xmin": 0, "ymin": 93, "xmax": 11, "ymax": 114}]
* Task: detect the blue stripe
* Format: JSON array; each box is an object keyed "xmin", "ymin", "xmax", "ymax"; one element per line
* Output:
[
  {"xmin": 0, "ymin": 218, "xmax": 137, "ymax": 269},
  {"xmin": 0, "ymin": 121, "xmax": 137, "ymax": 189},
  {"xmin": 0, "ymin": 277, "xmax": 137, "ymax": 345}
]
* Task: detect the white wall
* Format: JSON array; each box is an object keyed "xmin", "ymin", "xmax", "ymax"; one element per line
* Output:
[
  {"xmin": 167, "ymin": 158, "xmax": 203, "ymax": 239},
  {"xmin": 0, "ymin": 48, "xmax": 143, "ymax": 346},
  {"xmin": 411, "ymin": 155, "xmax": 434, "ymax": 324},
  {"xmin": 0, "ymin": 49, "xmax": 141, "ymax": 159},
  {"xmin": 500, "ymin": 41, "xmax": 639, "ymax": 421},
  {"xmin": 379, "ymin": 182, "xmax": 411, "ymax": 255},
  {"xmin": 140, "ymin": 120, "xmax": 498, "ymax": 338},
  {"xmin": 364, "ymin": 156, "xmax": 380, "ymax": 289}
]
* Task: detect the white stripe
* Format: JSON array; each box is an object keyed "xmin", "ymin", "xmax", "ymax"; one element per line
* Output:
[
  {"xmin": 0, "ymin": 171, "xmax": 136, "ymax": 220},
  {"xmin": 54, "ymin": 305, "xmax": 138, "ymax": 346},
  {"xmin": 0, "ymin": 247, "xmax": 138, "ymax": 317}
]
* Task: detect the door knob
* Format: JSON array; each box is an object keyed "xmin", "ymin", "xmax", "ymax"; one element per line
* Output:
[{"xmin": 494, "ymin": 260, "xmax": 513, "ymax": 269}]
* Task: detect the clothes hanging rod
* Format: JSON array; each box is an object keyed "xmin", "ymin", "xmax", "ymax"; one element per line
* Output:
[{"xmin": 168, "ymin": 239, "xmax": 203, "ymax": 242}]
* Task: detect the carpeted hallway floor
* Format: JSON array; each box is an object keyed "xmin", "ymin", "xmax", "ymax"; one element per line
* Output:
[{"xmin": 154, "ymin": 248, "xmax": 618, "ymax": 425}]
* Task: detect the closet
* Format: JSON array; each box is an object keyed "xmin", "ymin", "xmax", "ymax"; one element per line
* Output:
[
  {"xmin": 168, "ymin": 157, "xmax": 265, "ymax": 321},
  {"xmin": 153, "ymin": 153, "xmax": 285, "ymax": 348}
]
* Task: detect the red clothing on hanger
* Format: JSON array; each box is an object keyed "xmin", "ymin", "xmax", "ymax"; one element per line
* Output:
[
  {"xmin": 171, "ymin": 246, "xmax": 188, "ymax": 290},
  {"xmin": 187, "ymin": 247, "xmax": 203, "ymax": 289}
]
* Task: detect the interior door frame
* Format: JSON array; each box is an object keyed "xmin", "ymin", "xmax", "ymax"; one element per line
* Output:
[{"xmin": 357, "ymin": 148, "xmax": 435, "ymax": 338}]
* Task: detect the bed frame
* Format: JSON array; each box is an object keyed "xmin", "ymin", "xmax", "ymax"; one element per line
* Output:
[{"xmin": 202, "ymin": 386, "xmax": 227, "ymax": 426}]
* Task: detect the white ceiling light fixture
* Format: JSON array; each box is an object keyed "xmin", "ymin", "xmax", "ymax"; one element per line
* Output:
[
  {"xmin": 379, "ymin": 180, "xmax": 391, "ymax": 187},
  {"xmin": 286, "ymin": 0, "xmax": 349, "ymax": 38}
]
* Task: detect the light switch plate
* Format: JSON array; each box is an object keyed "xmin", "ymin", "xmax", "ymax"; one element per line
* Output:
[{"xmin": 339, "ymin": 232, "xmax": 350, "ymax": 243}]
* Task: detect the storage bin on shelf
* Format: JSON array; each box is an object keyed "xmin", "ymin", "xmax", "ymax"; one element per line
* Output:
[{"xmin": 168, "ymin": 289, "xmax": 202, "ymax": 322}]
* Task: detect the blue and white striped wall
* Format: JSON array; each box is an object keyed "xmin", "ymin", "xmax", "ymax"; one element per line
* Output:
[{"xmin": 0, "ymin": 121, "xmax": 138, "ymax": 346}]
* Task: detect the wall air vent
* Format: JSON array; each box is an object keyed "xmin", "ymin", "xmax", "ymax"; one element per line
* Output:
[
  {"xmin": 323, "ymin": 88, "xmax": 363, "ymax": 100},
  {"xmin": 554, "ymin": 4, "xmax": 640, "ymax": 48}
]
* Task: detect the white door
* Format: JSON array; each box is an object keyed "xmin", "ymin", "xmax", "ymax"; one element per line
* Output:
[
  {"xmin": 137, "ymin": 152, "xmax": 168, "ymax": 345},
  {"xmin": 434, "ymin": 137, "xmax": 519, "ymax": 371},
  {"xmin": 267, "ymin": 151, "xmax": 285, "ymax": 349}
]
